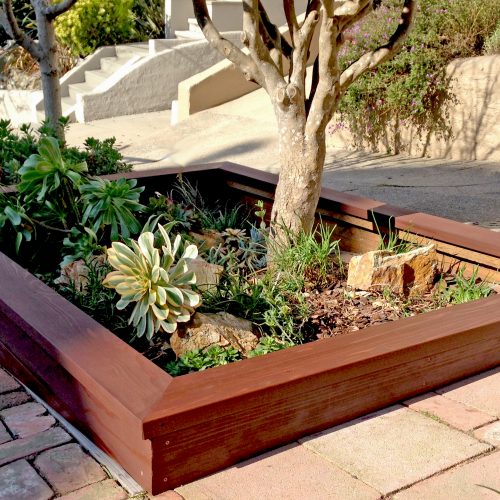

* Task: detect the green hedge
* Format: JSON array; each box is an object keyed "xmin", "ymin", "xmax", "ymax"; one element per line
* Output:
[{"xmin": 55, "ymin": 0, "xmax": 136, "ymax": 57}]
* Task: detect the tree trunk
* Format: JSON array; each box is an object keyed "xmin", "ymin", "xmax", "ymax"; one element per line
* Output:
[
  {"xmin": 271, "ymin": 113, "xmax": 326, "ymax": 237},
  {"xmin": 36, "ymin": 11, "xmax": 64, "ymax": 142}
]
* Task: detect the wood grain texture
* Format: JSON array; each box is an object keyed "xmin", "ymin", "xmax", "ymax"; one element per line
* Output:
[{"xmin": 0, "ymin": 162, "xmax": 498, "ymax": 494}]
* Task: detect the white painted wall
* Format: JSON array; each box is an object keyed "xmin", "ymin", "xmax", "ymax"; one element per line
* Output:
[{"xmin": 165, "ymin": 0, "xmax": 307, "ymax": 37}]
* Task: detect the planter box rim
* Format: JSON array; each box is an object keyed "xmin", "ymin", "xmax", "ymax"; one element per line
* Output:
[{"xmin": 0, "ymin": 161, "xmax": 498, "ymax": 493}]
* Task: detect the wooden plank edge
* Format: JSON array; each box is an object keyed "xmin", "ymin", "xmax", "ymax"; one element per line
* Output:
[{"xmin": 147, "ymin": 324, "xmax": 499, "ymax": 492}]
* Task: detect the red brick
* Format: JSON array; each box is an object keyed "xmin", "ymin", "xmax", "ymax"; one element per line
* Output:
[
  {"xmin": 58, "ymin": 479, "xmax": 128, "ymax": 500},
  {"xmin": 0, "ymin": 427, "xmax": 71, "ymax": 466},
  {"xmin": 0, "ymin": 391, "xmax": 31, "ymax": 411},
  {"xmin": 0, "ymin": 459, "xmax": 53, "ymax": 500},
  {"xmin": 474, "ymin": 421, "xmax": 500, "ymax": 447},
  {"xmin": 35, "ymin": 443, "xmax": 106, "ymax": 495},
  {"xmin": 405, "ymin": 392, "xmax": 496, "ymax": 431},
  {"xmin": 0, "ymin": 369, "xmax": 20, "ymax": 394},
  {"xmin": 0, "ymin": 402, "xmax": 55, "ymax": 438}
]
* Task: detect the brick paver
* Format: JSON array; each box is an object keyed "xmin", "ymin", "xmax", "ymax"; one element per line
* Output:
[
  {"xmin": 0, "ymin": 426, "xmax": 71, "ymax": 466},
  {"xmin": 0, "ymin": 459, "xmax": 53, "ymax": 500},
  {"xmin": 0, "ymin": 368, "xmax": 20, "ymax": 394},
  {"xmin": 151, "ymin": 491, "xmax": 185, "ymax": 499},
  {"xmin": 0, "ymin": 422, "xmax": 11, "ymax": 445},
  {"xmin": 0, "ymin": 391, "xmax": 30, "ymax": 410},
  {"xmin": 177, "ymin": 443, "xmax": 380, "ymax": 500},
  {"xmin": 404, "ymin": 392, "xmax": 497, "ymax": 431},
  {"xmin": 394, "ymin": 451, "xmax": 500, "ymax": 499},
  {"xmin": 300, "ymin": 405, "xmax": 492, "ymax": 496},
  {"xmin": 436, "ymin": 367, "xmax": 500, "ymax": 417},
  {"xmin": 0, "ymin": 402, "xmax": 56, "ymax": 438},
  {"xmin": 58, "ymin": 479, "xmax": 129, "ymax": 499},
  {"xmin": 35, "ymin": 443, "xmax": 107, "ymax": 494},
  {"xmin": 474, "ymin": 421, "xmax": 500, "ymax": 447}
]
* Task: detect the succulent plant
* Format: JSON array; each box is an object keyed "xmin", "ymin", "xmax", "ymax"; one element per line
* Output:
[{"xmin": 103, "ymin": 225, "xmax": 200, "ymax": 339}]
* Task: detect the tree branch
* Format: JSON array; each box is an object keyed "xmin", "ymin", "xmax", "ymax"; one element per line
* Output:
[
  {"xmin": 289, "ymin": 9, "xmax": 320, "ymax": 100},
  {"xmin": 258, "ymin": 0, "xmax": 293, "ymax": 60},
  {"xmin": 339, "ymin": 0, "xmax": 416, "ymax": 92},
  {"xmin": 242, "ymin": 0, "xmax": 284, "ymax": 95},
  {"xmin": 283, "ymin": 0, "xmax": 298, "ymax": 43},
  {"xmin": 0, "ymin": 0, "xmax": 41, "ymax": 60},
  {"xmin": 333, "ymin": 0, "xmax": 371, "ymax": 16},
  {"xmin": 306, "ymin": 54, "xmax": 319, "ymax": 114},
  {"xmin": 43, "ymin": 0, "xmax": 78, "ymax": 20},
  {"xmin": 305, "ymin": 2, "xmax": 340, "ymax": 136},
  {"xmin": 192, "ymin": 0, "xmax": 264, "ymax": 86}
]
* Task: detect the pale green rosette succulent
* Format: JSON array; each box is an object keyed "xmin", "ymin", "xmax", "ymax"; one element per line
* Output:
[{"xmin": 103, "ymin": 224, "xmax": 200, "ymax": 339}]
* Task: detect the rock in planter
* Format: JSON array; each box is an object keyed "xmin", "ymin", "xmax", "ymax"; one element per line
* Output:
[
  {"xmin": 347, "ymin": 244, "xmax": 437, "ymax": 296},
  {"xmin": 189, "ymin": 230, "xmax": 224, "ymax": 251},
  {"xmin": 187, "ymin": 257, "xmax": 223, "ymax": 292},
  {"xmin": 170, "ymin": 312, "xmax": 258, "ymax": 357}
]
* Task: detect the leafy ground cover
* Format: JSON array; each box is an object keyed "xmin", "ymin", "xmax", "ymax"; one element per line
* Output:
[
  {"xmin": 0, "ymin": 138, "xmax": 496, "ymax": 376},
  {"xmin": 336, "ymin": 0, "xmax": 500, "ymax": 151}
]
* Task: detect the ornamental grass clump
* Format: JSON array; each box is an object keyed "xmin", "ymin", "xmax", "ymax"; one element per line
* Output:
[{"xmin": 103, "ymin": 225, "xmax": 201, "ymax": 340}]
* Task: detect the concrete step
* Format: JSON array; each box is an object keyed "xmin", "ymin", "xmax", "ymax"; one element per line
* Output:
[
  {"xmin": 175, "ymin": 30, "xmax": 205, "ymax": 41},
  {"xmin": 68, "ymin": 81, "xmax": 94, "ymax": 100},
  {"xmin": 84, "ymin": 69, "xmax": 110, "ymax": 87},
  {"xmin": 99, "ymin": 56, "xmax": 125, "ymax": 73},
  {"xmin": 62, "ymin": 96, "xmax": 75, "ymax": 111},
  {"xmin": 187, "ymin": 18, "xmax": 202, "ymax": 33},
  {"xmin": 115, "ymin": 43, "xmax": 150, "ymax": 59}
]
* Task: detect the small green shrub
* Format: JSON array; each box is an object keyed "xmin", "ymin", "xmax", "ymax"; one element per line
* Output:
[
  {"xmin": 58, "ymin": 258, "xmax": 133, "ymax": 339},
  {"xmin": 0, "ymin": 191, "xmax": 33, "ymax": 253},
  {"xmin": 165, "ymin": 346, "xmax": 242, "ymax": 376},
  {"xmin": 132, "ymin": 0, "xmax": 165, "ymax": 40},
  {"xmin": 55, "ymin": 0, "xmax": 135, "ymax": 57},
  {"xmin": 443, "ymin": 266, "xmax": 492, "ymax": 304},
  {"xmin": 63, "ymin": 138, "xmax": 132, "ymax": 177},
  {"xmin": 484, "ymin": 22, "xmax": 500, "ymax": 55}
]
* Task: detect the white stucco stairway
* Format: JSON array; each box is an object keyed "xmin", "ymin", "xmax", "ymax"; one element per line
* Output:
[
  {"xmin": 49, "ymin": 43, "xmax": 150, "ymax": 121},
  {"xmin": 32, "ymin": 32, "xmax": 242, "ymax": 123}
]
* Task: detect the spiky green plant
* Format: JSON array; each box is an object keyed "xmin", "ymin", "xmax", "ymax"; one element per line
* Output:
[
  {"xmin": 103, "ymin": 225, "xmax": 201, "ymax": 339},
  {"xmin": 79, "ymin": 177, "xmax": 145, "ymax": 240},
  {"xmin": 18, "ymin": 136, "xmax": 87, "ymax": 203}
]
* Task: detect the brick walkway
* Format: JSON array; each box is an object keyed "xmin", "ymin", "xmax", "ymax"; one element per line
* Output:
[{"xmin": 0, "ymin": 365, "xmax": 498, "ymax": 499}]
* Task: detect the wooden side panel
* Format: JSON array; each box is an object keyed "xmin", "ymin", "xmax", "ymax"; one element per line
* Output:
[
  {"xmin": 0, "ymin": 253, "xmax": 172, "ymax": 491},
  {"xmin": 146, "ymin": 296, "xmax": 500, "ymax": 492}
]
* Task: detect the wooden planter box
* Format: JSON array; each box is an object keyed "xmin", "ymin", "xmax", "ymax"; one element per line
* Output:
[{"xmin": 0, "ymin": 163, "xmax": 499, "ymax": 494}]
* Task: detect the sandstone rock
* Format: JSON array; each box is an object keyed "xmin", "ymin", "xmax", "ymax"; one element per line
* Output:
[
  {"xmin": 170, "ymin": 312, "xmax": 258, "ymax": 357},
  {"xmin": 347, "ymin": 244, "xmax": 437, "ymax": 296},
  {"xmin": 189, "ymin": 230, "xmax": 224, "ymax": 251},
  {"xmin": 187, "ymin": 258, "xmax": 223, "ymax": 292}
]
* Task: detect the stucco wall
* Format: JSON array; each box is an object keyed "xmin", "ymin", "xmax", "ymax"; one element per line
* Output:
[
  {"xmin": 0, "ymin": 90, "xmax": 40, "ymax": 125},
  {"xmin": 327, "ymin": 55, "xmax": 500, "ymax": 161}
]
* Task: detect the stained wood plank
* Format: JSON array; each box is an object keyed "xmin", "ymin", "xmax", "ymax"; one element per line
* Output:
[{"xmin": 144, "ymin": 294, "xmax": 500, "ymax": 435}]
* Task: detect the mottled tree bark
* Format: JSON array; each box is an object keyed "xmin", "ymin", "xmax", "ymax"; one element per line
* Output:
[
  {"xmin": 0, "ymin": 0, "xmax": 78, "ymax": 141},
  {"xmin": 192, "ymin": 0, "xmax": 416, "ymax": 237}
]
